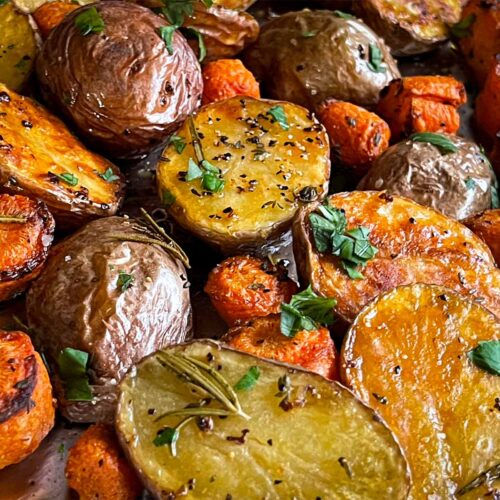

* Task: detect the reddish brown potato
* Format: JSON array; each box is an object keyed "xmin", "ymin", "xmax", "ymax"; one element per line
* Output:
[
  {"xmin": 205, "ymin": 255, "xmax": 297, "ymax": 326},
  {"xmin": 0, "ymin": 330, "xmax": 55, "ymax": 469},
  {"xmin": 463, "ymin": 209, "xmax": 500, "ymax": 265},
  {"xmin": 33, "ymin": 1, "xmax": 79, "ymax": 39},
  {"xmin": 0, "ymin": 194, "xmax": 54, "ymax": 302}
]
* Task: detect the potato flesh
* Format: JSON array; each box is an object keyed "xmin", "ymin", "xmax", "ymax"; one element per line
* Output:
[
  {"xmin": 341, "ymin": 284, "xmax": 500, "ymax": 498},
  {"xmin": 117, "ymin": 342, "xmax": 409, "ymax": 498},
  {"xmin": 156, "ymin": 97, "xmax": 330, "ymax": 250}
]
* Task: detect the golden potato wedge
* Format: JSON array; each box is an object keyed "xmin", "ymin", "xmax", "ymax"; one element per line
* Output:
[
  {"xmin": 341, "ymin": 284, "xmax": 500, "ymax": 498},
  {"xmin": 157, "ymin": 96, "xmax": 330, "ymax": 253},
  {"xmin": 293, "ymin": 191, "xmax": 500, "ymax": 324},
  {"xmin": 354, "ymin": 0, "xmax": 462, "ymax": 56},
  {"xmin": 0, "ymin": 84, "xmax": 124, "ymax": 228},
  {"xmin": 117, "ymin": 341, "xmax": 410, "ymax": 498},
  {"xmin": 0, "ymin": 2, "xmax": 38, "ymax": 91}
]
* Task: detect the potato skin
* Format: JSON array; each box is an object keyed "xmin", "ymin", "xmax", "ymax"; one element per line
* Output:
[
  {"xmin": 354, "ymin": 0, "xmax": 461, "ymax": 56},
  {"xmin": 357, "ymin": 135, "xmax": 493, "ymax": 220},
  {"xmin": 243, "ymin": 10, "xmax": 400, "ymax": 109},
  {"xmin": 293, "ymin": 191, "xmax": 500, "ymax": 324},
  {"xmin": 26, "ymin": 217, "xmax": 193, "ymax": 423},
  {"xmin": 0, "ymin": 84, "xmax": 124, "ymax": 229},
  {"xmin": 205, "ymin": 255, "xmax": 297, "ymax": 326},
  {"xmin": 0, "ymin": 330, "xmax": 55, "ymax": 470},
  {"xmin": 463, "ymin": 209, "xmax": 500, "ymax": 265},
  {"xmin": 0, "ymin": 194, "xmax": 55, "ymax": 302},
  {"xmin": 341, "ymin": 284, "xmax": 500, "ymax": 498},
  {"xmin": 36, "ymin": 1, "xmax": 203, "ymax": 159},
  {"xmin": 32, "ymin": 1, "xmax": 78, "ymax": 39},
  {"xmin": 223, "ymin": 315, "xmax": 338, "ymax": 380}
]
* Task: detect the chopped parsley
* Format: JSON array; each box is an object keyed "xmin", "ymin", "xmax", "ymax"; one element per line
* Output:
[
  {"xmin": 74, "ymin": 7, "xmax": 105, "ymax": 36},
  {"xmin": 117, "ymin": 271, "xmax": 134, "ymax": 292},
  {"xmin": 55, "ymin": 172, "xmax": 79, "ymax": 186},
  {"xmin": 464, "ymin": 177, "xmax": 476, "ymax": 190},
  {"xmin": 267, "ymin": 105, "xmax": 289, "ymax": 130},
  {"xmin": 450, "ymin": 14, "xmax": 476, "ymax": 39},
  {"xmin": 234, "ymin": 366, "xmax": 261, "ymax": 391},
  {"xmin": 158, "ymin": 25, "xmax": 177, "ymax": 55},
  {"xmin": 333, "ymin": 10, "xmax": 354, "ymax": 20},
  {"xmin": 57, "ymin": 348, "xmax": 92, "ymax": 401},
  {"xmin": 168, "ymin": 134, "xmax": 187, "ymax": 154},
  {"xmin": 98, "ymin": 167, "xmax": 120, "ymax": 183},
  {"xmin": 468, "ymin": 340, "xmax": 500, "ymax": 376},
  {"xmin": 162, "ymin": 189, "xmax": 176, "ymax": 206},
  {"xmin": 367, "ymin": 44, "xmax": 385, "ymax": 73}
]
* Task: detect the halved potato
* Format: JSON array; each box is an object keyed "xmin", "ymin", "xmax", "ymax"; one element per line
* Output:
[
  {"xmin": 341, "ymin": 284, "xmax": 500, "ymax": 498},
  {"xmin": 0, "ymin": 2, "xmax": 38, "ymax": 91},
  {"xmin": 354, "ymin": 0, "xmax": 462, "ymax": 56},
  {"xmin": 116, "ymin": 341, "xmax": 410, "ymax": 498},
  {"xmin": 0, "ymin": 84, "xmax": 124, "ymax": 228},
  {"xmin": 156, "ymin": 96, "xmax": 330, "ymax": 253},
  {"xmin": 293, "ymin": 191, "xmax": 500, "ymax": 324}
]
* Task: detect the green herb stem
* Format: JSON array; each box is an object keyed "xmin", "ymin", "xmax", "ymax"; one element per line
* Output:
[{"xmin": 0, "ymin": 215, "xmax": 27, "ymax": 224}]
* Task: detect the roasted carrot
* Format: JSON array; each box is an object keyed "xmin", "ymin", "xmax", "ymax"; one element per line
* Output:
[
  {"xmin": 223, "ymin": 315, "xmax": 338, "ymax": 380},
  {"xmin": 463, "ymin": 209, "xmax": 500, "ymax": 265},
  {"xmin": 316, "ymin": 99, "xmax": 390, "ymax": 173},
  {"xmin": 202, "ymin": 59, "xmax": 260, "ymax": 106},
  {"xmin": 475, "ymin": 60, "xmax": 500, "ymax": 144},
  {"xmin": 204, "ymin": 255, "xmax": 297, "ymax": 326},
  {"xmin": 33, "ymin": 1, "xmax": 80, "ymax": 39},
  {"xmin": 0, "ymin": 330, "xmax": 55, "ymax": 469},
  {"xmin": 66, "ymin": 423, "xmax": 142, "ymax": 500},
  {"xmin": 377, "ymin": 76, "xmax": 466, "ymax": 140}
]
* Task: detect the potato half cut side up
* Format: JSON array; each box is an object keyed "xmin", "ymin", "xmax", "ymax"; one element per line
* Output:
[
  {"xmin": 116, "ymin": 341, "xmax": 410, "ymax": 498},
  {"xmin": 341, "ymin": 284, "xmax": 500, "ymax": 498},
  {"xmin": 0, "ymin": 84, "xmax": 124, "ymax": 228},
  {"xmin": 293, "ymin": 191, "xmax": 500, "ymax": 324},
  {"xmin": 156, "ymin": 96, "xmax": 330, "ymax": 253}
]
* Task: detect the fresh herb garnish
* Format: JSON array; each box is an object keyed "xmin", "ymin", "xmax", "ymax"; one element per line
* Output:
[
  {"xmin": 14, "ymin": 57, "xmax": 30, "ymax": 70},
  {"xmin": 168, "ymin": 134, "xmax": 187, "ymax": 154},
  {"xmin": 410, "ymin": 132, "xmax": 459, "ymax": 154},
  {"xmin": 456, "ymin": 461, "xmax": 500, "ymax": 496},
  {"xmin": 267, "ymin": 105, "xmax": 289, "ymax": 130},
  {"xmin": 74, "ymin": 7, "xmax": 105, "ymax": 36},
  {"xmin": 162, "ymin": 189, "xmax": 176, "ymax": 206},
  {"xmin": 480, "ymin": 148, "xmax": 500, "ymax": 208},
  {"xmin": 280, "ymin": 285, "xmax": 336, "ymax": 337},
  {"xmin": 55, "ymin": 172, "xmax": 79, "ymax": 186},
  {"xmin": 333, "ymin": 10, "xmax": 355, "ymax": 20},
  {"xmin": 468, "ymin": 340, "xmax": 500, "ymax": 376},
  {"xmin": 234, "ymin": 366, "xmax": 260, "ymax": 391},
  {"xmin": 309, "ymin": 204, "xmax": 378, "ymax": 279},
  {"xmin": 367, "ymin": 44, "xmax": 386, "ymax": 73},
  {"xmin": 464, "ymin": 177, "xmax": 476, "ymax": 190},
  {"xmin": 117, "ymin": 271, "xmax": 134, "ymax": 292},
  {"xmin": 154, "ymin": 427, "xmax": 180, "ymax": 452},
  {"xmin": 158, "ymin": 25, "xmax": 177, "ymax": 55},
  {"xmin": 0, "ymin": 215, "xmax": 27, "ymax": 223},
  {"xmin": 57, "ymin": 348, "xmax": 92, "ymax": 402},
  {"xmin": 98, "ymin": 167, "xmax": 120, "ymax": 183},
  {"xmin": 180, "ymin": 27, "xmax": 207, "ymax": 62},
  {"xmin": 450, "ymin": 13, "xmax": 476, "ymax": 39},
  {"xmin": 58, "ymin": 443, "xmax": 65, "ymax": 454},
  {"xmin": 0, "ymin": 0, "xmax": 9, "ymax": 6},
  {"xmin": 301, "ymin": 31, "xmax": 317, "ymax": 38}
]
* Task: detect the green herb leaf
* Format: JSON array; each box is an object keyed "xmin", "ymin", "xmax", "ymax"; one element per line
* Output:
[
  {"xmin": 57, "ymin": 348, "xmax": 92, "ymax": 401},
  {"xmin": 410, "ymin": 132, "xmax": 459, "ymax": 154},
  {"xmin": 186, "ymin": 158, "xmax": 203, "ymax": 181},
  {"xmin": 0, "ymin": 0, "xmax": 9, "ymax": 6},
  {"xmin": 468, "ymin": 340, "xmax": 500, "ymax": 376},
  {"xmin": 267, "ymin": 105, "xmax": 289, "ymax": 131},
  {"xmin": 117, "ymin": 271, "xmax": 134, "ymax": 292},
  {"xmin": 57, "ymin": 443, "xmax": 65, "ymax": 454},
  {"xmin": 98, "ymin": 167, "xmax": 120, "ymax": 183},
  {"xmin": 153, "ymin": 427, "xmax": 180, "ymax": 452},
  {"xmin": 280, "ymin": 285, "xmax": 336, "ymax": 337},
  {"xmin": 367, "ymin": 44, "xmax": 386, "ymax": 73},
  {"xmin": 14, "ymin": 57, "xmax": 30, "ymax": 71},
  {"xmin": 162, "ymin": 189, "xmax": 176, "ymax": 206},
  {"xmin": 158, "ymin": 25, "xmax": 177, "ymax": 55},
  {"xmin": 333, "ymin": 10, "xmax": 354, "ymax": 19},
  {"xmin": 450, "ymin": 13, "xmax": 476, "ymax": 39},
  {"xmin": 55, "ymin": 172, "xmax": 79, "ymax": 186},
  {"xmin": 309, "ymin": 204, "xmax": 347, "ymax": 253},
  {"xmin": 201, "ymin": 0, "xmax": 213, "ymax": 6},
  {"xmin": 464, "ymin": 177, "xmax": 476, "ymax": 190},
  {"xmin": 202, "ymin": 171, "xmax": 225, "ymax": 193},
  {"xmin": 180, "ymin": 27, "xmax": 207, "ymax": 62},
  {"xmin": 234, "ymin": 366, "xmax": 261, "ymax": 391},
  {"xmin": 168, "ymin": 134, "xmax": 186, "ymax": 154},
  {"xmin": 301, "ymin": 31, "xmax": 317, "ymax": 38},
  {"xmin": 74, "ymin": 7, "xmax": 105, "ymax": 36},
  {"xmin": 161, "ymin": 0, "xmax": 194, "ymax": 26}
]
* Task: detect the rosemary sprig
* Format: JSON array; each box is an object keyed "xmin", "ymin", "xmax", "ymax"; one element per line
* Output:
[
  {"xmin": 0, "ymin": 215, "xmax": 27, "ymax": 224},
  {"xmin": 456, "ymin": 462, "xmax": 500, "ymax": 496}
]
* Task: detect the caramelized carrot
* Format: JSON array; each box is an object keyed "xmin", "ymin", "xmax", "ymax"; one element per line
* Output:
[
  {"xmin": 204, "ymin": 255, "xmax": 297, "ymax": 326},
  {"xmin": 33, "ymin": 1, "xmax": 80, "ymax": 39},
  {"xmin": 475, "ymin": 61, "xmax": 500, "ymax": 145}
]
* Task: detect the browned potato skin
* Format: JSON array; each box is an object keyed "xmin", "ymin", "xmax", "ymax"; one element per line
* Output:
[
  {"xmin": 463, "ymin": 209, "xmax": 500, "ymax": 265},
  {"xmin": 341, "ymin": 284, "xmax": 500, "ymax": 498},
  {"xmin": 36, "ymin": 1, "xmax": 203, "ymax": 159},
  {"xmin": 0, "ymin": 84, "xmax": 124, "ymax": 229},
  {"xmin": 293, "ymin": 191, "xmax": 500, "ymax": 324}
]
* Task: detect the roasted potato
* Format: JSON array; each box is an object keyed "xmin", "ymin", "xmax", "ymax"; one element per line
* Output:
[
  {"xmin": 341, "ymin": 283, "xmax": 500, "ymax": 498},
  {"xmin": 475, "ymin": 60, "xmax": 500, "ymax": 145},
  {"xmin": 357, "ymin": 134, "xmax": 494, "ymax": 220},
  {"xmin": 457, "ymin": 0, "xmax": 500, "ymax": 86},
  {"xmin": 243, "ymin": 10, "xmax": 400, "ymax": 110},
  {"xmin": 26, "ymin": 216, "xmax": 193, "ymax": 423},
  {"xmin": 0, "ymin": 1, "xmax": 38, "ymax": 91},
  {"xmin": 223, "ymin": 315, "xmax": 338, "ymax": 380},
  {"xmin": 353, "ymin": 0, "xmax": 462, "ymax": 56},
  {"xmin": 204, "ymin": 255, "xmax": 297, "ymax": 326},
  {"xmin": 0, "ymin": 84, "xmax": 124, "ymax": 228},
  {"xmin": 156, "ymin": 96, "xmax": 330, "ymax": 253},
  {"xmin": 12, "ymin": 0, "xmax": 93, "ymax": 13},
  {"xmin": 36, "ymin": 1, "xmax": 203, "ymax": 159},
  {"xmin": 0, "ymin": 194, "xmax": 55, "ymax": 302},
  {"xmin": 116, "ymin": 341, "xmax": 410, "ymax": 498},
  {"xmin": 0, "ymin": 330, "xmax": 55, "ymax": 469},
  {"xmin": 463, "ymin": 209, "xmax": 500, "ymax": 265},
  {"xmin": 32, "ymin": 1, "xmax": 79, "ymax": 39},
  {"xmin": 293, "ymin": 191, "xmax": 500, "ymax": 324}
]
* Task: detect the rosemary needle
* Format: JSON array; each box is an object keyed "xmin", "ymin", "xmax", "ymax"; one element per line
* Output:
[{"xmin": 0, "ymin": 215, "xmax": 27, "ymax": 223}]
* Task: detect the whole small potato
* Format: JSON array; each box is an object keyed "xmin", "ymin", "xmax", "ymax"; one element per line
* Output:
[
  {"xmin": 243, "ymin": 10, "xmax": 400, "ymax": 109},
  {"xmin": 36, "ymin": 1, "xmax": 203, "ymax": 159},
  {"xmin": 358, "ymin": 135, "xmax": 494, "ymax": 220}
]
